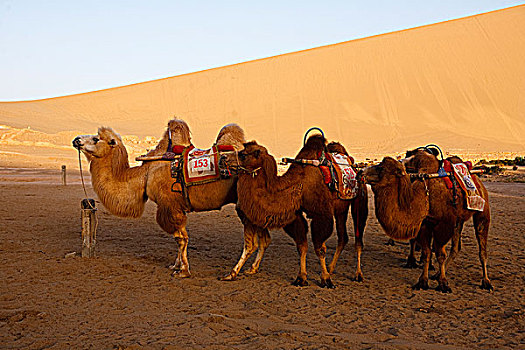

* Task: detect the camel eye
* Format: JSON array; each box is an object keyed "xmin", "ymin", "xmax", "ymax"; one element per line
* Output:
[{"xmin": 93, "ymin": 137, "xmax": 99, "ymax": 144}]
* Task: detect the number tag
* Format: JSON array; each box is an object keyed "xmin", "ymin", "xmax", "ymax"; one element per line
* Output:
[{"xmin": 191, "ymin": 157, "xmax": 211, "ymax": 172}]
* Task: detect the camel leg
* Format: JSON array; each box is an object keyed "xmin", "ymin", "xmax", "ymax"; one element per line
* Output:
[
  {"xmin": 315, "ymin": 242, "xmax": 333, "ymax": 288},
  {"xmin": 155, "ymin": 204, "xmax": 191, "ymax": 276},
  {"xmin": 431, "ymin": 221, "xmax": 463, "ymax": 280},
  {"xmin": 246, "ymin": 228, "xmax": 271, "ymax": 274},
  {"xmin": 419, "ymin": 237, "xmax": 435, "ymax": 271},
  {"xmin": 284, "ymin": 215, "xmax": 309, "ymax": 287},
  {"xmin": 221, "ymin": 222, "xmax": 259, "ymax": 281},
  {"xmin": 169, "ymin": 253, "xmax": 182, "ymax": 272},
  {"xmin": 445, "ymin": 222, "xmax": 463, "ymax": 270},
  {"xmin": 412, "ymin": 226, "xmax": 431, "ymax": 290},
  {"xmin": 349, "ymin": 189, "xmax": 368, "ymax": 281},
  {"xmin": 172, "ymin": 228, "xmax": 191, "ymax": 278},
  {"xmin": 434, "ymin": 238, "xmax": 452, "ymax": 293},
  {"xmin": 404, "ymin": 239, "xmax": 419, "ymax": 268},
  {"xmin": 474, "ymin": 205, "xmax": 492, "ymax": 291},
  {"xmin": 311, "ymin": 215, "xmax": 335, "ymax": 288},
  {"xmin": 328, "ymin": 209, "xmax": 348, "ymax": 275}
]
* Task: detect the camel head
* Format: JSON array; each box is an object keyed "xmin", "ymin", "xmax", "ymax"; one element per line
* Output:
[
  {"xmin": 72, "ymin": 127, "xmax": 123, "ymax": 160},
  {"xmin": 238, "ymin": 141, "xmax": 269, "ymax": 170},
  {"xmin": 239, "ymin": 141, "xmax": 280, "ymax": 181},
  {"xmin": 361, "ymin": 157, "xmax": 407, "ymax": 186},
  {"xmin": 362, "ymin": 157, "xmax": 416, "ymax": 211}
]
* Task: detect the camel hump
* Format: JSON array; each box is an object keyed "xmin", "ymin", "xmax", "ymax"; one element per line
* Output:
[
  {"xmin": 216, "ymin": 123, "xmax": 246, "ymax": 151},
  {"xmin": 327, "ymin": 141, "xmax": 349, "ymax": 157},
  {"xmin": 304, "ymin": 134, "xmax": 326, "ymax": 151}
]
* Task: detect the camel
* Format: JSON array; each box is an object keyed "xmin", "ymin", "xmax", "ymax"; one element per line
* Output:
[
  {"xmin": 361, "ymin": 152, "xmax": 492, "ymax": 292},
  {"xmin": 222, "ymin": 135, "xmax": 368, "ymax": 288},
  {"xmin": 72, "ymin": 118, "xmax": 246, "ymax": 277}
]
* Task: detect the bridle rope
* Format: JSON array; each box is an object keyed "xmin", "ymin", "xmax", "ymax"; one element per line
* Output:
[{"xmin": 77, "ymin": 150, "xmax": 98, "ymax": 210}]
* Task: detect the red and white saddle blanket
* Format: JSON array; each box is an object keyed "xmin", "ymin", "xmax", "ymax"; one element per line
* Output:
[
  {"xmin": 327, "ymin": 152, "xmax": 359, "ymax": 200},
  {"xmin": 450, "ymin": 162, "xmax": 485, "ymax": 212},
  {"xmin": 182, "ymin": 145, "xmax": 220, "ymax": 185}
]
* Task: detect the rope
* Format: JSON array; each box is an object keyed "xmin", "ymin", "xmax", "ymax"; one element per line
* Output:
[
  {"xmin": 77, "ymin": 150, "xmax": 98, "ymax": 213},
  {"xmin": 77, "ymin": 150, "xmax": 98, "ymax": 246},
  {"xmin": 238, "ymin": 166, "xmax": 261, "ymax": 177}
]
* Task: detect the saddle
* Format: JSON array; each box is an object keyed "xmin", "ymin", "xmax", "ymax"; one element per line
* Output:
[
  {"xmin": 442, "ymin": 160, "xmax": 485, "ymax": 211},
  {"xmin": 167, "ymin": 144, "xmax": 237, "ymax": 186},
  {"xmin": 162, "ymin": 143, "xmax": 238, "ymax": 211},
  {"xmin": 319, "ymin": 152, "xmax": 359, "ymax": 200}
]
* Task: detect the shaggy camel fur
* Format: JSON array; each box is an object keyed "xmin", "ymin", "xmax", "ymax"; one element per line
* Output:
[
  {"xmin": 223, "ymin": 135, "xmax": 368, "ymax": 287},
  {"xmin": 73, "ymin": 119, "xmax": 245, "ymax": 277},
  {"xmin": 362, "ymin": 153, "xmax": 492, "ymax": 292}
]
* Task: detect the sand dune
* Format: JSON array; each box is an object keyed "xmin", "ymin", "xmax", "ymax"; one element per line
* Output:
[{"xmin": 0, "ymin": 5, "xmax": 524, "ymax": 167}]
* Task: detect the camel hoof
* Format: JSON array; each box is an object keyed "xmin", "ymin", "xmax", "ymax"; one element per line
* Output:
[
  {"xmin": 172, "ymin": 270, "xmax": 191, "ymax": 278},
  {"xmin": 480, "ymin": 279, "xmax": 493, "ymax": 291},
  {"xmin": 436, "ymin": 283, "xmax": 452, "ymax": 293},
  {"xmin": 320, "ymin": 278, "xmax": 335, "ymax": 289},
  {"xmin": 219, "ymin": 273, "xmax": 236, "ymax": 281},
  {"xmin": 352, "ymin": 273, "xmax": 364, "ymax": 282},
  {"xmin": 292, "ymin": 277, "xmax": 308, "ymax": 287},
  {"xmin": 403, "ymin": 257, "xmax": 419, "ymax": 269},
  {"xmin": 168, "ymin": 264, "xmax": 181, "ymax": 272},
  {"xmin": 412, "ymin": 280, "xmax": 429, "ymax": 290},
  {"xmin": 245, "ymin": 268, "xmax": 259, "ymax": 275}
]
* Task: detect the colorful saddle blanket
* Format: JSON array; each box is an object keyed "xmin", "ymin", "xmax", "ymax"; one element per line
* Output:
[
  {"xmin": 181, "ymin": 145, "xmax": 220, "ymax": 185},
  {"xmin": 323, "ymin": 152, "xmax": 359, "ymax": 200},
  {"xmin": 444, "ymin": 161, "xmax": 485, "ymax": 212}
]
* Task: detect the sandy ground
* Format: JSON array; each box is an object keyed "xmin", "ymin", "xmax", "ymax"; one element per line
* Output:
[{"xmin": 0, "ymin": 168, "xmax": 523, "ymax": 349}]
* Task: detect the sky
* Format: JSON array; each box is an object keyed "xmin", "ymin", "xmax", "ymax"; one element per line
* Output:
[{"xmin": 0, "ymin": 0, "xmax": 523, "ymax": 101}]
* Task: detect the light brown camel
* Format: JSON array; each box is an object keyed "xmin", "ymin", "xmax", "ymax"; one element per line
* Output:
[
  {"xmin": 222, "ymin": 135, "xmax": 368, "ymax": 288},
  {"xmin": 72, "ymin": 118, "xmax": 245, "ymax": 277},
  {"xmin": 361, "ymin": 153, "xmax": 492, "ymax": 292}
]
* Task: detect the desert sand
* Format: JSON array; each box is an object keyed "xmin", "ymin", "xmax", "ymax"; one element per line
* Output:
[{"xmin": 0, "ymin": 169, "xmax": 523, "ymax": 349}]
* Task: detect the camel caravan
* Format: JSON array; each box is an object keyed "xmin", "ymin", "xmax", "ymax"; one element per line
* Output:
[{"xmin": 72, "ymin": 118, "xmax": 492, "ymax": 292}]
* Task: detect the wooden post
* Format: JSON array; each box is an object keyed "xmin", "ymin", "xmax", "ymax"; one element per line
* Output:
[
  {"xmin": 81, "ymin": 199, "xmax": 97, "ymax": 257},
  {"xmin": 61, "ymin": 165, "xmax": 67, "ymax": 185}
]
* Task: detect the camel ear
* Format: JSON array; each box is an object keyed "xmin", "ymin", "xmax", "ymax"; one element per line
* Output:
[{"xmin": 108, "ymin": 139, "xmax": 117, "ymax": 147}]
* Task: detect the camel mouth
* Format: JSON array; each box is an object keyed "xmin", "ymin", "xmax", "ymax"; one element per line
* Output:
[
  {"xmin": 238, "ymin": 151, "xmax": 247, "ymax": 161},
  {"xmin": 361, "ymin": 166, "xmax": 381, "ymax": 184},
  {"xmin": 72, "ymin": 137, "xmax": 83, "ymax": 150}
]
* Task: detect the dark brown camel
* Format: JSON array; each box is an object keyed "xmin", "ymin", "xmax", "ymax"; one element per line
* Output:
[
  {"xmin": 222, "ymin": 135, "xmax": 368, "ymax": 287},
  {"xmin": 362, "ymin": 153, "xmax": 492, "ymax": 292}
]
